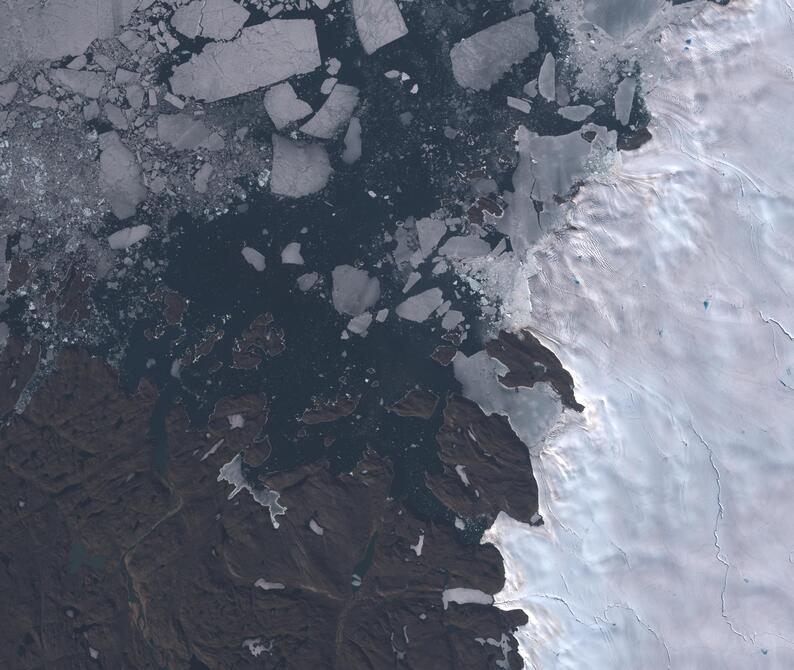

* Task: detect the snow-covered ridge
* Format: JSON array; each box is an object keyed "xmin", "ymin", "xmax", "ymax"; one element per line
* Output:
[{"xmin": 484, "ymin": 1, "xmax": 794, "ymax": 667}]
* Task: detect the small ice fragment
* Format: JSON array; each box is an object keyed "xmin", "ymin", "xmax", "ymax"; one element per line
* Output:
[
  {"xmin": 242, "ymin": 246, "xmax": 266, "ymax": 271},
  {"xmin": 347, "ymin": 312, "xmax": 373, "ymax": 336},
  {"xmin": 163, "ymin": 92, "xmax": 185, "ymax": 109},
  {"xmin": 559, "ymin": 104, "xmax": 594, "ymax": 121},
  {"xmin": 297, "ymin": 272, "xmax": 319, "ymax": 291},
  {"xmin": 507, "ymin": 96, "xmax": 531, "ymax": 113},
  {"xmin": 454, "ymin": 517, "xmax": 465, "ymax": 530},
  {"xmin": 455, "ymin": 464, "xmax": 470, "ymax": 486},
  {"xmin": 228, "ymin": 414, "xmax": 245, "ymax": 429},
  {"xmin": 375, "ymin": 308, "xmax": 389, "ymax": 322},
  {"xmin": 342, "ymin": 117, "xmax": 362, "ymax": 164},
  {"xmin": 281, "ymin": 242, "xmax": 304, "ymax": 265},
  {"xmin": 403, "ymin": 271, "xmax": 421, "ymax": 293},
  {"xmin": 309, "ymin": 518, "xmax": 325, "ymax": 535},
  {"xmin": 320, "ymin": 77, "xmax": 337, "ymax": 94},
  {"xmin": 409, "ymin": 531, "xmax": 424, "ymax": 556},
  {"xmin": 326, "ymin": 57, "xmax": 341, "ymax": 75},
  {"xmin": 395, "ymin": 288, "xmax": 444, "ymax": 323},
  {"xmin": 108, "ymin": 224, "xmax": 151, "ymax": 250},
  {"xmin": 193, "ymin": 163, "xmax": 214, "ymax": 194},
  {"xmin": 255, "ymin": 578, "xmax": 285, "ymax": 590},
  {"xmin": 538, "ymin": 53, "xmax": 556, "ymax": 101},
  {"xmin": 523, "ymin": 80, "xmax": 537, "ymax": 97}
]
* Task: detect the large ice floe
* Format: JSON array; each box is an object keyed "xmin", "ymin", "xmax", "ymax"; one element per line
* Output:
[
  {"xmin": 484, "ymin": 1, "xmax": 794, "ymax": 668},
  {"xmin": 170, "ymin": 19, "xmax": 321, "ymax": 102}
]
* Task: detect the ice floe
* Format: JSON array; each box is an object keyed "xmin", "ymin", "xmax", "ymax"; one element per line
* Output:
[
  {"xmin": 270, "ymin": 134, "xmax": 331, "ymax": 197},
  {"xmin": 450, "ymin": 13, "xmax": 538, "ymax": 91},
  {"xmin": 170, "ymin": 20, "xmax": 321, "ymax": 102}
]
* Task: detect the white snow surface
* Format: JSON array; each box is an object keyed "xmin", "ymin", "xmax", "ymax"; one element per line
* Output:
[{"xmin": 484, "ymin": 2, "xmax": 794, "ymax": 668}]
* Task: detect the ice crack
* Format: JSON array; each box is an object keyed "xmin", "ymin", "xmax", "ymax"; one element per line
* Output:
[{"xmin": 690, "ymin": 423, "xmax": 753, "ymax": 643}]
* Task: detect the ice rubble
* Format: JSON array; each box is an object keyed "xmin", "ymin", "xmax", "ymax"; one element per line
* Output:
[
  {"xmin": 351, "ymin": 0, "xmax": 408, "ymax": 55},
  {"xmin": 450, "ymin": 13, "xmax": 539, "ymax": 91},
  {"xmin": 171, "ymin": 0, "xmax": 250, "ymax": 41},
  {"xmin": 270, "ymin": 134, "xmax": 331, "ymax": 198},
  {"xmin": 484, "ymin": 1, "xmax": 794, "ymax": 667},
  {"xmin": 170, "ymin": 20, "xmax": 321, "ymax": 102},
  {"xmin": 263, "ymin": 82, "xmax": 313, "ymax": 130}
]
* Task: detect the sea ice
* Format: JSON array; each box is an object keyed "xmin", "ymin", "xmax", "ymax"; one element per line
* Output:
[
  {"xmin": 281, "ymin": 242, "xmax": 304, "ymax": 265},
  {"xmin": 450, "ymin": 13, "xmax": 538, "ymax": 91},
  {"xmin": 300, "ymin": 84, "xmax": 359, "ymax": 139},
  {"xmin": 614, "ymin": 76, "xmax": 637, "ymax": 125},
  {"xmin": 270, "ymin": 134, "xmax": 332, "ymax": 198},
  {"xmin": 98, "ymin": 131, "xmax": 146, "ymax": 220},
  {"xmin": 171, "ymin": 0, "xmax": 250, "ymax": 41},
  {"xmin": 263, "ymin": 82, "xmax": 313, "ymax": 130},
  {"xmin": 49, "ymin": 69, "xmax": 106, "ymax": 99},
  {"xmin": 241, "ymin": 246, "xmax": 266, "ymax": 271},
  {"xmin": 217, "ymin": 454, "xmax": 286, "ymax": 528},
  {"xmin": 331, "ymin": 265, "xmax": 380, "ymax": 315},
  {"xmin": 395, "ymin": 288, "xmax": 444, "ymax": 323},
  {"xmin": 107, "ymin": 224, "xmax": 151, "ymax": 250},
  {"xmin": 537, "ymin": 53, "xmax": 556, "ymax": 101},
  {"xmin": 170, "ymin": 20, "xmax": 321, "ymax": 102},
  {"xmin": 351, "ymin": 0, "xmax": 408, "ymax": 55}
]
